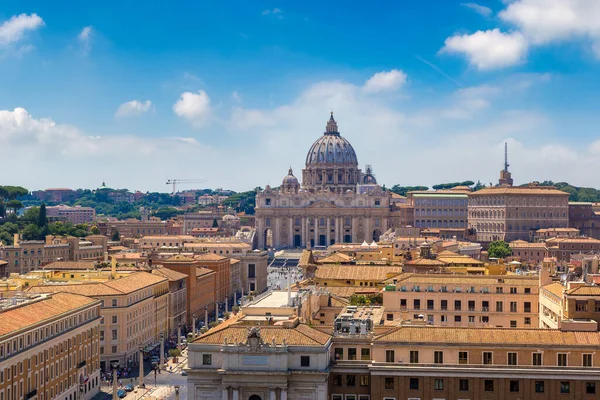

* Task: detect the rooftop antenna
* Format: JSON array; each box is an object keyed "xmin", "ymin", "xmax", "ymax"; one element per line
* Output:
[{"xmin": 504, "ymin": 142, "xmax": 509, "ymax": 172}]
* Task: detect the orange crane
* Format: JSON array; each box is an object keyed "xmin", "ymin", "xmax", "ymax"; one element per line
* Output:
[{"xmin": 166, "ymin": 179, "xmax": 206, "ymax": 194}]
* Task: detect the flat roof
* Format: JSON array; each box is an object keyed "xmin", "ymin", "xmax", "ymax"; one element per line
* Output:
[
  {"xmin": 412, "ymin": 193, "xmax": 468, "ymax": 198},
  {"xmin": 246, "ymin": 291, "xmax": 295, "ymax": 308}
]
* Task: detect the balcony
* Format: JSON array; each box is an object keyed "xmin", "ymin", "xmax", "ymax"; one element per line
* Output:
[{"xmin": 77, "ymin": 360, "xmax": 87, "ymax": 368}]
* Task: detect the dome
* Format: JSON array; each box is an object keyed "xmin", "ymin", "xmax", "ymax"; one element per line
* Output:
[
  {"xmin": 362, "ymin": 165, "xmax": 377, "ymax": 184},
  {"xmin": 305, "ymin": 113, "xmax": 358, "ymax": 167},
  {"xmin": 282, "ymin": 167, "xmax": 299, "ymax": 186}
]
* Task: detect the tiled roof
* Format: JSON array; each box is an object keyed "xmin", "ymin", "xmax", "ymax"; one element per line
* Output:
[
  {"xmin": 299, "ymin": 250, "xmax": 315, "ymax": 267},
  {"xmin": 537, "ymin": 228, "xmax": 579, "ymax": 233},
  {"xmin": 315, "ymin": 265, "xmax": 402, "ymax": 281},
  {"xmin": 319, "ymin": 286, "xmax": 380, "ymax": 298},
  {"xmin": 195, "ymin": 253, "xmax": 228, "ymax": 261},
  {"xmin": 195, "ymin": 267, "xmax": 215, "ymax": 277},
  {"xmin": 509, "ymin": 242, "xmax": 547, "ymax": 249},
  {"xmin": 566, "ymin": 286, "xmax": 600, "ymax": 296},
  {"xmin": 165, "ymin": 254, "xmax": 197, "ymax": 263},
  {"xmin": 42, "ymin": 261, "xmax": 97, "ymax": 270},
  {"xmin": 230, "ymin": 258, "xmax": 241, "ymax": 265},
  {"xmin": 374, "ymin": 326, "xmax": 600, "ymax": 346},
  {"xmin": 546, "ymin": 237, "xmax": 600, "ymax": 245},
  {"xmin": 194, "ymin": 323, "xmax": 331, "ymax": 346},
  {"xmin": 103, "ymin": 272, "xmax": 166, "ymax": 292},
  {"xmin": 152, "ymin": 268, "xmax": 188, "ymax": 281},
  {"xmin": 470, "ymin": 187, "xmax": 569, "ymax": 196},
  {"xmin": 394, "ymin": 274, "xmax": 537, "ymax": 286},
  {"xmin": 318, "ymin": 253, "xmax": 354, "ymax": 264},
  {"xmin": 542, "ymin": 282, "xmax": 565, "ymax": 298},
  {"xmin": 0, "ymin": 293, "xmax": 98, "ymax": 336},
  {"xmin": 437, "ymin": 256, "xmax": 484, "ymax": 265},
  {"xmin": 405, "ymin": 258, "xmax": 445, "ymax": 266}
]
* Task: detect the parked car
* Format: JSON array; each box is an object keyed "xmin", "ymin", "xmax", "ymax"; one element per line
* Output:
[
  {"xmin": 124, "ymin": 384, "xmax": 134, "ymax": 392},
  {"xmin": 117, "ymin": 389, "xmax": 126, "ymax": 398},
  {"xmin": 181, "ymin": 370, "xmax": 188, "ymax": 376}
]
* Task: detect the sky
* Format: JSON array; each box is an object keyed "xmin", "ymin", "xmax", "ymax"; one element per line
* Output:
[{"xmin": 2, "ymin": 0, "xmax": 600, "ymax": 193}]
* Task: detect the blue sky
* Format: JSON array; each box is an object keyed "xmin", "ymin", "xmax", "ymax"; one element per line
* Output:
[{"xmin": 2, "ymin": 0, "xmax": 600, "ymax": 192}]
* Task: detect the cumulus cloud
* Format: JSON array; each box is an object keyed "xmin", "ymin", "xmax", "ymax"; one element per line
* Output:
[
  {"xmin": 115, "ymin": 100, "xmax": 153, "ymax": 117},
  {"xmin": 441, "ymin": 29, "xmax": 528, "ymax": 69},
  {"xmin": 173, "ymin": 90, "xmax": 212, "ymax": 127},
  {"xmin": 0, "ymin": 13, "xmax": 44, "ymax": 46},
  {"xmin": 363, "ymin": 69, "xmax": 408, "ymax": 93},
  {"xmin": 262, "ymin": 8, "xmax": 283, "ymax": 19},
  {"xmin": 461, "ymin": 3, "xmax": 493, "ymax": 17},
  {"xmin": 77, "ymin": 26, "xmax": 92, "ymax": 55}
]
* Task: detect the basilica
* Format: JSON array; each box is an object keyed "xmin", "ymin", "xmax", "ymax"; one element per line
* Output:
[{"xmin": 255, "ymin": 113, "xmax": 394, "ymax": 249}]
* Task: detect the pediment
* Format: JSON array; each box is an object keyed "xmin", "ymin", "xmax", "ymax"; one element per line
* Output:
[{"xmin": 306, "ymin": 200, "xmax": 339, "ymax": 209}]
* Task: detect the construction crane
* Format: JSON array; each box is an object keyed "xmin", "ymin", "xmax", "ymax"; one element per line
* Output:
[{"xmin": 166, "ymin": 179, "xmax": 206, "ymax": 194}]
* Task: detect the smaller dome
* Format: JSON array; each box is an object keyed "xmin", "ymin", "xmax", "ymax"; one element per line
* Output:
[{"xmin": 282, "ymin": 167, "xmax": 299, "ymax": 186}]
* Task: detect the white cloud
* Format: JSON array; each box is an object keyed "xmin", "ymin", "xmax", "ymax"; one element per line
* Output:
[
  {"xmin": 363, "ymin": 69, "xmax": 408, "ymax": 93},
  {"xmin": 77, "ymin": 26, "xmax": 93, "ymax": 55},
  {"xmin": 500, "ymin": 0, "xmax": 600, "ymax": 56},
  {"xmin": 232, "ymin": 91, "xmax": 242, "ymax": 103},
  {"xmin": 0, "ymin": 13, "xmax": 44, "ymax": 46},
  {"xmin": 115, "ymin": 100, "xmax": 153, "ymax": 117},
  {"xmin": 173, "ymin": 90, "xmax": 212, "ymax": 127},
  {"xmin": 461, "ymin": 3, "xmax": 493, "ymax": 17},
  {"xmin": 441, "ymin": 29, "xmax": 528, "ymax": 69},
  {"xmin": 262, "ymin": 8, "xmax": 283, "ymax": 19}
]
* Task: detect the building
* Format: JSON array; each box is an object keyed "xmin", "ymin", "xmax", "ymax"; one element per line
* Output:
[
  {"xmin": 468, "ymin": 184, "xmax": 569, "ymax": 243},
  {"xmin": 195, "ymin": 253, "xmax": 232, "ymax": 305},
  {"xmin": 187, "ymin": 320, "xmax": 331, "ymax": 400},
  {"xmin": 152, "ymin": 267, "xmax": 188, "ymax": 335},
  {"xmin": 545, "ymin": 237, "xmax": 600, "ymax": 262},
  {"xmin": 182, "ymin": 212, "xmax": 222, "ymax": 234},
  {"xmin": 97, "ymin": 219, "xmax": 167, "ymax": 238},
  {"xmin": 26, "ymin": 272, "xmax": 169, "ymax": 371},
  {"xmin": 31, "ymin": 188, "xmax": 77, "ymax": 203},
  {"xmin": 382, "ymin": 274, "xmax": 539, "ymax": 328},
  {"xmin": 255, "ymin": 114, "xmax": 394, "ymax": 249},
  {"xmin": 407, "ymin": 188, "xmax": 470, "ymax": 230},
  {"xmin": 310, "ymin": 264, "xmax": 403, "ymax": 288},
  {"xmin": 46, "ymin": 205, "xmax": 96, "ymax": 224},
  {"xmin": 0, "ymin": 292, "xmax": 101, "ymax": 400},
  {"xmin": 535, "ymin": 227, "xmax": 580, "ymax": 240},
  {"xmin": 509, "ymin": 240, "xmax": 548, "ymax": 265},
  {"xmin": 569, "ymin": 202, "xmax": 600, "ymax": 239},
  {"xmin": 540, "ymin": 277, "xmax": 600, "ymax": 330}
]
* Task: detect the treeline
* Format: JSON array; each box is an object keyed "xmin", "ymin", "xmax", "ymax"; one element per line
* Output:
[
  {"xmin": 222, "ymin": 188, "xmax": 261, "ymax": 215},
  {"xmin": 532, "ymin": 181, "xmax": 600, "ymax": 202}
]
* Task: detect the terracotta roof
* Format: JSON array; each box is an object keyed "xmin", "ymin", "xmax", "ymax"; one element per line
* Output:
[
  {"xmin": 470, "ymin": 187, "xmax": 569, "ymax": 196},
  {"xmin": 546, "ymin": 237, "xmax": 600, "ymax": 245},
  {"xmin": 194, "ymin": 323, "xmax": 331, "ymax": 346},
  {"xmin": 542, "ymin": 282, "xmax": 565, "ymax": 298},
  {"xmin": 195, "ymin": 267, "xmax": 215, "ymax": 277},
  {"xmin": 195, "ymin": 253, "xmax": 228, "ymax": 262},
  {"xmin": 437, "ymin": 256, "xmax": 484, "ymax": 265},
  {"xmin": 0, "ymin": 261, "xmax": 8, "ymax": 267},
  {"xmin": 165, "ymin": 254, "xmax": 196, "ymax": 263},
  {"xmin": 42, "ymin": 261, "xmax": 96, "ymax": 270},
  {"xmin": 299, "ymin": 250, "xmax": 315, "ymax": 267},
  {"xmin": 230, "ymin": 258, "xmax": 241, "ymax": 265},
  {"xmin": 405, "ymin": 258, "xmax": 445, "ymax": 266},
  {"xmin": 319, "ymin": 286, "xmax": 380, "ymax": 298},
  {"xmin": 394, "ymin": 274, "xmax": 537, "ymax": 286},
  {"xmin": 510, "ymin": 242, "xmax": 547, "ymax": 249},
  {"xmin": 565, "ymin": 286, "xmax": 600, "ymax": 296},
  {"xmin": 0, "ymin": 293, "xmax": 98, "ymax": 337},
  {"xmin": 318, "ymin": 253, "xmax": 354, "ymax": 264},
  {"xmin": 375, "ymin": 326, "xmax": 600, "ymax": 346},
  {"xmin": 152, "ymin": 268, "xmax": 188, "ymax": 281},
  {"xmin": 315, "ymin": 265, "xmax": 402, "ymax": 281},
  {"xmin": 537, "ymin": 228, "xmax": 579, "ymax": 233}
]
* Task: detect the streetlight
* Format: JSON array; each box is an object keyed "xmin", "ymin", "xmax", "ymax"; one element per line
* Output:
[
  {"xmin": 160, "ymin": 333, "xmax": 165, "ymax": 371},
  {"xmin": 111, "ymin": 361, "xmax": 119, "ymax": 400},
  {"xmin": 177, "ymin": 323, "xmax": 182, "ymax": 352},
  {"xmin": 138, "ymin": 346, "xmax": 144, "ymax": 388}
]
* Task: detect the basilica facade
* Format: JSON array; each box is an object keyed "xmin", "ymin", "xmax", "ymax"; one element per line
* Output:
[{"xmin": 255, "ymin": 114, "xmax": 392, "ymax": 249}]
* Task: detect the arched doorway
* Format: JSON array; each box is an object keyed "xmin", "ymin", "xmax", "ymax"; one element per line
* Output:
[{"xmin": 249, "ymin": 395, "xmax": 262, "ymax": 400}]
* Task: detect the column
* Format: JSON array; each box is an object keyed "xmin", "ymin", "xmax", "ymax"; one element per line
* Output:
[
  {"xmin": 289, "ymin": 217, "xmax": 293, "ymax": 247},
  {"xmin": 326, "ymin": 217, "xmax": 331, "ymax": 246},
  {"xmin": 232, "ymin": 388, "xmax": 239, "ymax": 400},
  {"xmin": 270, "ymin": 389, "xmax": 277, "ymax": 400},
  {"xmin": 222, "ymin": 387, "xmax": 229, "ymax": 400},
  {"xmin": 301, "ymin": 217, "xmax": 307, "ymax": 248},
  {"xmin": 280, "ymin": 388, "xmax": 288, "ymax": 400},
  {"xmin": 314, "ymin": 218, "xmax": 318, "ymax": 247},
  {"xmin": 336, "ymin": 218, "xmax": 341, "ymax": 243}
]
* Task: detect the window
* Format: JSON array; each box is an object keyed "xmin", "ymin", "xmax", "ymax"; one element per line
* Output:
[
  {"xmin": 111, "ymin": 345, "xmax": 117, "ymax": 353},
  {"xmin": 533, "ymin": 353, "xmax": 542, "ymax": 366},
  {"xmin": 111, "ymin": 330, "xmax": 117, "ymax": 340},
  {"xmin": 112, "ymin": 299, "xmax": 117, "ymax": 307},
  {"xmin": 558, "ymin": 353, "xmax": 567, "ymax": 366},
  {"xmin": 334, "ymin": 348, "xmax": 343, "ymax": 360},
  {"xmin": 524, "ymin": 287, "xmax": 531, "ymax": 294},
  {"xmin": 459, "ymin": 379, "xmax": 469, "ymax": 391},
  {"xmin": 484, "ymin": 380, "xmax": 494, "ymax": 392},
  {"xmin": 587, "ymin": 382, "xmax": 596, "ymax": 395},
  {"xmin": 583, "ymin": 353, "xmax": 593, "ymax": 367},
  {"xmin": 509, "ymin": 380, "xmax": 519, "ymax": 392},
  {"xmin": 202, "ymin": 354, "xmax": 212, "ymax": 365},
  {"xmin": 360, "ymin": 375, "xmax": 370, "ymax": 387},
  {"xmin": 510, "ymin": 302, "xmax": 517, "ymax": 312},
  {"xmin": 454, "ymin": 315, "xmax": 461, "ymax": 323},
  {"xmin": 468, "ymin": 300, "xmax": 475, "ymax": 311},
  {"xmin": 385, "ymin": 350, "xmax": 395, "ymax": 363},
  {"xmin": 468, "ymin": 316, "xmax": 475, "ymax": 323},
  {"xmin": 454, "ymin": 300, "xmax": 461, "ymax": 311},
  {"xmin": 434, "ymin": 351, "xmax": 443, "ymax": 364},
  {"xmin": 510, "ymin": 287, "xmax": 517, "ymax": 294},
  {"xmin": 333, "ymin": 375, "xmax": 342, "ymax": 386},
  {"xmin": 410, "ymin": 351, "xmax": 419, "ymax": 363},
  {"xmin": 441, "ymin": 315, "xmax": 447, "ymax": 322},
  {"xmin": 248, "ymin": 264, "xmax": 256, "ymax": 278},
  {"xmin": 576, "ymin": 300, "xmax": 588, "ymax": 312},
  {"xmin": 300, "ymin": 356, "xmax": 310, "ymax": 367},
  {"xmin": 111, "ymin": 316, "xmax": 117, "ymax": 324},
  {"xmin": 458, "ymin": 351, "xmax": 468, "ymax": 364},
  {"xmin": 508, "ymin": 352, "xmax": 517, "ymax": 365},
  {"xmin": 413, "ymin": 299, "xmax": 420, "ymax": 310},
  {"xmin": 99, "ymin": 331, "xmax": 104, "ymax": 341},
  {"xmin": 496, "ymin": 301, "xmax": 503, "ymax": 312},
  {"xmin": 331, "ymin": 396, "xmax": 342, "ymax": 400},
  {"xmin": 524, "ymin": 317, "xmax": 531, "ymax": 325},
  {"xmin": 346, "ymin": 375, "xmax": 356, "ymax": 387},
  {"xmin": 348, "ymin": 348, "xmax": 357, "ymax": 360},
  {"xmin": 384, "ymin": 377, "xmax": 394, "ymax": 390},
  {"xmin": 265, "ymin": 198, "xmax": 271, "ymax": 205},
  {"xmin": 409, "ymin": 378, "xmax": 419, "ymax": 390},
  {"xmin": 560, "ymin": 381, "xmax": 570, "ymax": 394},
  {"xmin": 441, "ymin": 300, "xmax": 447, "ymax": 310},
  {"xmin": 524, "ymin": 302, "xmax": 531, "ymax": 313},
  {"xmin": 361, "ymin": 348, "xmax": 370, "ymax": 360},
  {"xmin": 535, "ymin": 380, "xmax": 544, "ymax": 393},
  {"xmin": 496, "ymin": 287, "xmax": 503, "ymax": 294},
  {"xmin": 434, "ymin": 379, "xmax": 443, "ymax": 390},
  {"xmin": 427, "ymin": 300, "xmax": 434, "ymax": 310},
  {"xmin": 482, "ymin": 352, "xmax": 493, "ymax": 365},
  {"xmin": 386, "ymin": 313, "xmax": 393, "ymax": 321},
  {"xmin": 510, "ymin": 320, "xmax": 517, "ymax": 328}
]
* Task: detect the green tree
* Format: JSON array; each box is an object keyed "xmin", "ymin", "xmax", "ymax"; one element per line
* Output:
[
  {"xmin": 6, "ymin": 199, "xmax": 23, "ymax": 214},
  {"xmin": 90, "ymin": 225, "xmax": 100, "ymax": 235},
  {"xmin": 0, "ymin": 199, "xmax": 5, "ymax": 218},
  {"xmin": 23, "ymin": 206, "xmax": 40, "ymax": 223},
  {"xmin": 488, "ymin": 240, "xmax": 512, "ymax": 259},
  {"xmin": 0, "ymin": 231, "xmax": 12, "ymax": 245},
  {"xmin": 38, "ymin": 203, "xmax": 48, "ymax": 227},
  {"xmin": 111, "ymin": 230, "xmax": 121, "ymax": 241},
  {"xmin": 22, "ymin": 224, "xmax": 43, "ymax": 241},
  {"xmin": 0, "ymin": 186, "xmax": 28, "ymax": 200}
]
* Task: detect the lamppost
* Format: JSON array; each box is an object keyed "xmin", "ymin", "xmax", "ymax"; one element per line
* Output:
[
  {"xmin": 138, "ymin": 346, "xmax": 144, "ymax": 388},
  {"xmin": 174, "ymin": 385, "xmax": 180, "ymax": 400},
  {"xmin": 177, "ymin": 323, "xmax": 182, "ymax": 351},
  {"xmin": 160, "ymin": 333, "xmax": 165, "ymax": 370},
  {"xmin": 111, "ymin": 361, "xmax": 119, "ymax": 400}
]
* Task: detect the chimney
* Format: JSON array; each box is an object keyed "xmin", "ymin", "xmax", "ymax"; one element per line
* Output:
[
  {"xmin": 104, "ymin": 252, "xmax": 109, "ymax": 262},
  {"xmin": 111, "ymin": 256, "xmax": 117, "ymax": 279},
  {"xmin": 13, "ymin": 234, "xmax": 19, "ymax": 247}
]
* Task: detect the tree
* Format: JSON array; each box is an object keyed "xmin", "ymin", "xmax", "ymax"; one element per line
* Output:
[
  {"xmin": 6, "ymin": 200, "xmax": 23, "ymax": 214},
  {"xmin": 38, "ymin": 203, "xmax": 48, "ymax": 227},
  {"xmin": 0, "ymin": 199, "xmax": 5, "ymax": 218},
  {"xmin": 23, "ymin": 206, "xmax": 40, "ymax": 223},
  {"xmin": 488, "ymin": 240, "xmax": 512, "ymax": 259},
  {"xmin": 111, "ymin": 230, "xmax": 121, "ymax": 241},
  {"xmin": 90, "ymin": 225, "xmax": 100, "ymax": 235},
  {"xmin": 212, "ymin": 218, "xmax": 218, "ymax": 228},
  {"xmin": 22, "ymin": 224, "xmax": 43, "ymax": 241}
]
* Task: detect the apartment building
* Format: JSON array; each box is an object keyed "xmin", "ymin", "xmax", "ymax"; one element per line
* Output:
[
  {"xmin": 509, "ymin": 240, "xmax": 548, "ymax": 264},
  {"xmin": 383, "ymin": 274, "xmax": 539, "ymax": 328},
  {"xmin": 97, "ymin": 219, "xmax": 166, "ymax": 238},
  {"xmin": 152, "ymin": 267, "xmax": 188, "ymax": 335},
  {"xmin": 26, "ymin": 272, "xmax": 169, "ymax": 371},
  {"xmin": 540, "ymin": 277, "xmax": 600, "ymax": 330},
  {"xmin": 0, "ymin": 292, "xmax": 101, "ymax": 400},
  {"xmin": 569, "ymin": 202, "xmax": 600, "ymax": 240},
  {"xmin": 46, "ymin": 205, "xmax": 96, "ymax": 224},
  {"xmin": 546, "ymin": 237, "xmax": 600, "ymax": 262},
  {"xmin": 407, "ymin": 188, "xmax": 470, "ymax": 230}
]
